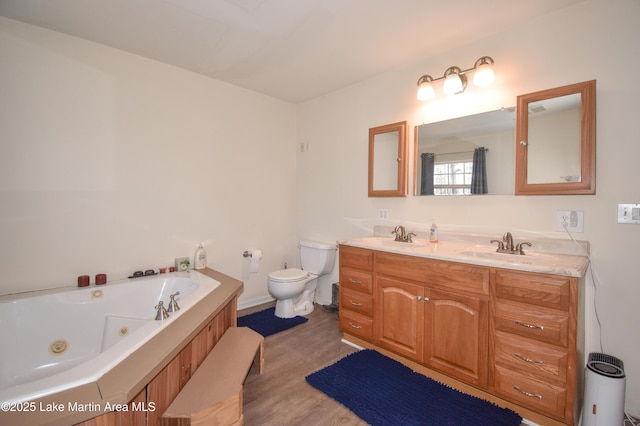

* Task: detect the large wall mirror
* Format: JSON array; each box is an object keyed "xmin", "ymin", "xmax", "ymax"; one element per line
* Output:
[
  {"xmin": 515, "ymin": 80, "xmax": 596, "ymax": 195},
  {"xmin": 414, "ymin": 108, "xmax": 516, "ymax": 195},
  {"xmin": 369, "ymin": 121, "xmax": 408, "ymax": 197}
]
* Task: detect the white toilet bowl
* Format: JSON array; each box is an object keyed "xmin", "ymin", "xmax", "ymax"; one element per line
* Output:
[
  {"xmin": 267, "ymin": 240, "xmax": 337, "ymax": 319},
  {"xmin": 268, "ymin": 268, "xmax": 318, "ymax": 318}
]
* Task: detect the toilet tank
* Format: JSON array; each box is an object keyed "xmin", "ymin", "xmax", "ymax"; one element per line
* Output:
[{"xmin": 299, "ymin": 241, "xmax": 337, "ymax": 275}]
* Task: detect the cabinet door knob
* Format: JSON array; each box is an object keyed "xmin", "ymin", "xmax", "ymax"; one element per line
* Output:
[
  {"xmin": 416, "ymin": 296, "xmax": 422, "ymax": 301},
  {"xmin": 423, "ymin": 297, "xmax": 430, "ymax": 302}
]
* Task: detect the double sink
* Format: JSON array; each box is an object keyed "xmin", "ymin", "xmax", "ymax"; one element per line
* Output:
[{"xmin": 339, "ymin": 232, "xmax": 590, "ymax": 277}]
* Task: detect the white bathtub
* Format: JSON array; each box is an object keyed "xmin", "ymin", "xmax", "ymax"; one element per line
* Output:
[{"xmin": 0, "ymin": 270, "xmax": 220, "ymax": 404}]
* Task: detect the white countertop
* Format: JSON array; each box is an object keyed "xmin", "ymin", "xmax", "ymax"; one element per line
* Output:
[{"xmin": 338, "ymin": 230, "xmax": 590, "ymax": 278}]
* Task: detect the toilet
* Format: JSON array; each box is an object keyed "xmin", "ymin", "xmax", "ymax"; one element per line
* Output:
[{"xmin": 268, "ymin": 240, "xmax": 337, "ymax": 318}]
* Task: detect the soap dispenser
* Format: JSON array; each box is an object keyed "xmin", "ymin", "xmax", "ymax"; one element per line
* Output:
[
  {"xmin": 194, "ymin": 244, "xmax": 207, "ymax": 270},
  {"xmin": 429, "ymin": 219, "xmax": 438, "ymax": 244}
]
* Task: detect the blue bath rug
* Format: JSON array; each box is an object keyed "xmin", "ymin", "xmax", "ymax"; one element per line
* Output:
[
  {"xmin": 306, "ymin": 349, "xmax": 522, "ymax": 426},
  {"xmin": 237, "ymin": 307, "xmax": 308, "ymax": 337}
]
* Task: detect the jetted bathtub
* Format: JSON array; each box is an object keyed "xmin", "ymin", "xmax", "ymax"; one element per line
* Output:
[{"xmin": 0, "ymin": 271, "xmax": 220, "ymax": 404}]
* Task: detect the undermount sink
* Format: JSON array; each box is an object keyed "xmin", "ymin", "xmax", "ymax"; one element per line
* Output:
[{"xmin": 458, "ymin": 250, "xmax": 551, "ymax": 265}]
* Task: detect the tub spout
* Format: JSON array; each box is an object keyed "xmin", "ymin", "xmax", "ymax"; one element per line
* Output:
[{"xmin": 155, "ymin": 301, "xmax": 169, "ymax": 320}]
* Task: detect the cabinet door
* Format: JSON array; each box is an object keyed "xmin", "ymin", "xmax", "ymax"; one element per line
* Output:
[
  {"xmin": 375, "ymin": 276, "xmax": 424, "ymax": 362},
  {"xmin": 424, "ymin": 289, "xmax": 488, "ymax": 387}
]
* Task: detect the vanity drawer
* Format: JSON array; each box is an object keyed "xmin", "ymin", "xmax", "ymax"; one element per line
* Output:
[
  {"xmin": 339, "ymin": 309, "xmax": 374, "ymax": 341},
  {"xmin": 494, "ymin": 365, "xmax": 567, "ymax": 421},
  {"xmin": 340, "ymin": 287, "xmax": 373, "ymax": 317},
  {"xmin": 339, "ymin": 245, "xmax": 374, "ymax": 271},
  {"xmin": 494, "ymin": 331, "xmax": 568, "ymax": 384},
  {"xmin": 494, "ymin": 270, "xmax": 571, "ymax": 311},
  {"xmin": 340, "ymin": 267, "xmax": 373, "ymax": 294},
  {"xmin": 494, "ymin": 302, "xmax": 569, "ymax": 347},
  {"xmin": 375, "ymin": 251, "xmax": 489, "ymax": 295}
]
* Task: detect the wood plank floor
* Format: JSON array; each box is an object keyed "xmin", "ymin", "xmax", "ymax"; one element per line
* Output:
[{"xmin": 240, "ymin": 304, "xmax": 367, "ymax": 425}]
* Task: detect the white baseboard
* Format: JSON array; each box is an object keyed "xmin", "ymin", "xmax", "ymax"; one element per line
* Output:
[
  {"xmin": 237, "ymin": 295, "xmax": 275, "ymax": 311},
  {"xmin": 341, "ymin": 338, "xmax": 364, "ymax": 350}
]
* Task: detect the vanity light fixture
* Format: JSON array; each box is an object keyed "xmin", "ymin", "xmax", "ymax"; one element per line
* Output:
[{"xmin": 416, "ymin": 56, "xmax": 495, "ymax": 101}]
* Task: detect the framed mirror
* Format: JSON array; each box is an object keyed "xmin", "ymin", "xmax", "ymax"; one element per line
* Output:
[
  {"xmin": 414, "ymin": 108, "xmax": 516, "ymax": 196},
  {"xmin": 368, "ymin": 121, "xmax": 408, "ymax": 197},
  {"xmin": 515, "ymin": 80, "xmax": 596, "ymax": 195}
]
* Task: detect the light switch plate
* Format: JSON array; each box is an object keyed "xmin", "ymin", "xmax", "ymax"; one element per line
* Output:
[{"xmin": 617, "ymin": 204, "xmax": 640, "ymax": 224}]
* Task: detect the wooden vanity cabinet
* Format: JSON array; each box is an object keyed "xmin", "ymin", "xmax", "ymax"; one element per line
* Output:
[
  {"xmin": 339, "ymin": 247, "xmax": 489, "ymax": 388},
  {"xmin": 338, "ymin": 245, "xmax": 582, "ymax": 426},
  {"xmin": 491, "ymin": 269, "xmax": 580, "ymax": 424},
  {"xmin": 339, "ymin": 245, "xmax": 375, "ymax": 341}
]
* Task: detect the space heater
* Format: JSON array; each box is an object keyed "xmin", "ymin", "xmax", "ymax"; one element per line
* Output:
[{"xmin": 582, "ymin": 352, "xmax": 626, "ymax": 426}]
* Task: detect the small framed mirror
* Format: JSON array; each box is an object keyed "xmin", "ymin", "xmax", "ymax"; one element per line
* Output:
[
  {"xmin": 515, "ymin": 80, "xmax": 596, "ymax": 195},
  {"xmin": 368, "ymin": 121, "xmax": 408, "ymax": 197}
]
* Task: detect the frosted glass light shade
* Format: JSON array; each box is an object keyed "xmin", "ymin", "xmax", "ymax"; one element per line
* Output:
[
  {"xmin": 473, "ymin": 62, "xmax": 495, "ymax": 86},
  {"xmin": 417, "ymin": 81, "xmax": 435, "ymax": 100},
  {"xmin": 443, "ymin": 73, "xmax": 463, "ymax": 94}
]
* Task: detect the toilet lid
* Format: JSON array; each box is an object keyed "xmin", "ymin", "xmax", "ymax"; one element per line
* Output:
[{"xmin": 269, "ymin": 268, "xmax": 308, "ymax": 282}]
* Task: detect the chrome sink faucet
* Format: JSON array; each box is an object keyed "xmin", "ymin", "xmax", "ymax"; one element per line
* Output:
[
  {"xmin": 392, "ymin": 225, "xmax": 416, "ymax": 243},
  {"xmin": 503, "ymin": 232, "xmax": 514, "ymax": 252},
  {"xmin": 491, "ymin": 232, "xmax": 532, "ymax": 255},
  {"xmin": 392, "ymin": 225, "xmax": 406, "ymax": 241}
]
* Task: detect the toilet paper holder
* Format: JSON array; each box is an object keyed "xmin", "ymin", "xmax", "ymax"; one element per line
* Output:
[{"xmin": 242, "ymin": 251, "xmax": 252, "ymax": 258}]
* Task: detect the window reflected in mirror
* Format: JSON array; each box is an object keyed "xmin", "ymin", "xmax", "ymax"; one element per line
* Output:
[{"xmin": 414, "ymin": 108, "xmax": 516, "ymax": 195}]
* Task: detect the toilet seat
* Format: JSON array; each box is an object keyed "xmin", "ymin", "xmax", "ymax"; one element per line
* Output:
[{"xmin": 268, "ymin": 268, "xmax": 308, "ymax": 282}]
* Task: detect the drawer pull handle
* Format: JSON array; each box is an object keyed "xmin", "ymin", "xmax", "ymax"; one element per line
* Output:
[
  {"xmin": 348, "ymin": 278, "xmax": 362, "ymax": 285},
  {"xmin": 348, "ymin": 322, "xmax": 363, "ymax": 329},
  {"xmin": 349, "ymin": 300, "xmax": 363, "ymax": 307},
  {"xmin": 515, "ymin": 320, "xmax": 544, "ymax": 331},
  {"xmin": 514, "ymin": 353, "xmax": 544, "ymax": 365},
  {"xmin": 513, "ymin": 385, "xmax": 543, "ymax": 399}
]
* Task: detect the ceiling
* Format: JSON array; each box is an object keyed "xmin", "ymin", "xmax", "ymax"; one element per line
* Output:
[{"xmin": 0, "ymin": 0, "xmax": 585, "ymax": 103}]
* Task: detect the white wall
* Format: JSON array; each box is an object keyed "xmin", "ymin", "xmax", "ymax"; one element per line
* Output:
[
  {"xmin": 0, "ymin": 17, "xmax": 298, "ymax": 308},
  {"xmin": 297, "ymin": 0, "xmax": 640, "ymax": 416}
]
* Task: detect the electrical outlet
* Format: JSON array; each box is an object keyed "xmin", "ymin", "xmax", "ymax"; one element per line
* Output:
[
  {"xmin": 378, "ymin": 209, "xmax": 389, "ymax": 219},
  {"xmin": 299, "ymin": 141, "xmax": 310, "ymax": 152},
  {"xmin": 555, "ymin": 210, "xmax": 584, "ymax": 232}
]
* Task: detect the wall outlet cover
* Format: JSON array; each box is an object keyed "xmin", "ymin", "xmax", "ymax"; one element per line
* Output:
[{"xmin": 556, "ymin": 210, "xmax": 584, "ymax": 232}]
